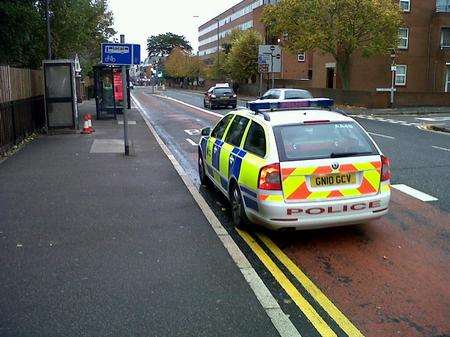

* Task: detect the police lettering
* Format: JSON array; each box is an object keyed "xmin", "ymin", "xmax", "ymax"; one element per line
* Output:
[{"xmin": 287, "ymin": 200, "xmax": 382, "ymax": 216}]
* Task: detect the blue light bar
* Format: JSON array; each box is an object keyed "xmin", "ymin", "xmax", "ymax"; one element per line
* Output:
[{"xmin": 247, "ymin": 98, "xmax": 334, "ymax": 112}]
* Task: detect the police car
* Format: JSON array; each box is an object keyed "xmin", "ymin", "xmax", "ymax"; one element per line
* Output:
[{"xmin": 197, "ymin": 99, "xmax": 391, "ymax": 230}]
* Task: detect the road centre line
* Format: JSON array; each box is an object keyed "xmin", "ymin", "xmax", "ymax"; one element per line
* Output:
[
  {"xmin": 391, "ymin": 184, "xmax": 438, "ymax": 202},
  {"xmin": 185, "ymin": 138, "xmax": 197, "ymax": 146},
  {"xmin": 432, "ymin": 145, "xmax": 450, "ymax": 152},
  {"xmin": 155, "ymin": 94, "xmax": 223, "ymax": 118},
  {"xmin": 256, "ymin": 233, "xmax": 365, "ymax": 337},
  {"xmin": 368, "ymin": 132, "xmax": 395, "ymax": 139},
  {"xmin": 237, "ymin": 229, "xmax": 338, "ymax": 337},
  {"xmin": 131, "ymin": 94, "xmax": 302, "ymax": 337}
]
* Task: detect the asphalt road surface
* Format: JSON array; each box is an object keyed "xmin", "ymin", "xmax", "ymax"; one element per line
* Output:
[{"xmin": 132, "ymin": 87, "xmax": 450, "ymax": 337}]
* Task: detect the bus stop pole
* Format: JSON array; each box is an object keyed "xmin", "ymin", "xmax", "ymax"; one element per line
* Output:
[
  {"xmin": 121, "ymin": 65, "xmax": 129, "ymax": 156},
  {"xmin": 120, "ymin": 34, "xmax": 130, "ymax": 156}
]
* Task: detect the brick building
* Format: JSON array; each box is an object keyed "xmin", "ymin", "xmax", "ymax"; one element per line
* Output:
[{"xmin": 198, "ymin": 0, "xmax": 450, "ymax": 93}]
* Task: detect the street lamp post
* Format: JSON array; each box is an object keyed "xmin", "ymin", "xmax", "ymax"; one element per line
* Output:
[
  {"xmin": 216, "ymin": 18, "xmax": 220, "ymax": 79},
  {"xmin": 46, "ymin": 0, "xmax": 52, "ymax": 59},
  {"xmin": 390, "ymin": 49, "xmax": 397, "ymax": 107}
]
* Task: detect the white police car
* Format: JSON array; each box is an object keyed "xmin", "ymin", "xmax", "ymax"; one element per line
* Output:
[{"xmin": 198, "ymin": 99, "xmax": 391, "ymax": 230}]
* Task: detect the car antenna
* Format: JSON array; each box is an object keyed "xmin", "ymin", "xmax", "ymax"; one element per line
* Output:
[{"xmin": 254, "ymin": 110, "xmax": 271, "ymax": 121}]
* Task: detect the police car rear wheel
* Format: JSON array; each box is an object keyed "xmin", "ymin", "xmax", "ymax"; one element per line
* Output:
[
  {"xmin": 230, "ymin": 185, "xmax": 249, "ymax": 229},
  {"xmin": 198, "ymin": 155, "xmax": 210, "ymax": 186}
]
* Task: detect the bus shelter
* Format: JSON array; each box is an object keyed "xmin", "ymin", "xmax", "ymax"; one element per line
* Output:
[{"xmin": 93, "ymin": 65, "xmax": 130, "ymax": 120}]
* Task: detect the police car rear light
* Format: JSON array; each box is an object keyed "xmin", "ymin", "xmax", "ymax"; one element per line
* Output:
[
  {"xmin": 303, "ymin": 120, "xmax": 330, "ymax": 124},
  {"xmin": 259, "ymin": 163, "xmax": 282, "ymax": 190},
  {"xmin": 247, "ymin": 98, "xmax": 334, "ymax": 112},
  {"xmin": 381, "ymin": 155, "xmax": 391, "ymax": 181}
]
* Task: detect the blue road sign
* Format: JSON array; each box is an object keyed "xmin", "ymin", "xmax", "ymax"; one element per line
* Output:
[
  {"xmin": 101, "ymin": 43, "xmax": 141, "ymax": 65},
  {"xmin": 133, "ymin": 44, "xmax": 141, "ymax": 65}
]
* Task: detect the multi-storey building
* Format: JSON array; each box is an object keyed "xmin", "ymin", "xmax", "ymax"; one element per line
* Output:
[{"xmin": 198, "ymin": 0, "xmax": 450, "ymax": 93}]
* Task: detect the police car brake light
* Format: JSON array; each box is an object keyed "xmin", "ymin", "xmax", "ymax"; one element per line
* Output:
[
  {"xmin": 259, "ymin": 163, "xmax": 281, "ymax": 190},
  {"xmin": 247, "ymin": 98, "xmax": 334, "ymax": 112},
  {"xmin": 381, "ymin": 155, "xmax": 391, "ymax": 181}
]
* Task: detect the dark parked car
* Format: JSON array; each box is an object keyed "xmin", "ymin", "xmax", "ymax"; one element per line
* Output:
[{"xmin": 203, "ymin": 86, "xmax": 237, "ymax": 109}]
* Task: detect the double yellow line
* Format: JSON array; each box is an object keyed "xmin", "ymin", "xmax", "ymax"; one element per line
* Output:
[{"xmin": 237, "ymin": 229, "xmax": 364, "ymax": 337}]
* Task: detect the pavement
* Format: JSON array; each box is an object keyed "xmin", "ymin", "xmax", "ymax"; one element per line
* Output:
[
  {"xmin": 132, "ymin": 87, "xmax": 450, "ymax": 337},
  {"xmin": 0, "ymin": 100, "xmax": 279, "ymax": 337}
]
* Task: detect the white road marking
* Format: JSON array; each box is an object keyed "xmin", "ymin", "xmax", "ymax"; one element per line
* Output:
[
  {"xmin": 118, "ymin": 121, "xmax": 136, "ymax": 125},
  {"xmin": 185, "ymin": 138, "xmax": 197, "ymax": 146},
  {"xmin": 155, "ymin": 94, "xmax": 223, "ymax": 118},
  {"xmin": 416, "ymin": 117, "xmax": 450, "ymax": 122},
  {"xmin": 391, "ymin": 184, "xmax": 438, "ymax": 202},
  {"xmin": 132, "ymin": 94, "xmax": 302, "ymax": 337},
  {"xmin": 432, "ymin": 145, "xmax": 450, "ymax": 152},
  {"xmin": 368, "ymin": 132, "xmax": 395, "ymax": 139},
  {"xmin": 184, "ymin": 129, "xmax": 200, "ymax": 136}
]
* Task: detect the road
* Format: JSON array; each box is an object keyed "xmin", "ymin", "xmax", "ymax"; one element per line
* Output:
[{"xmin": 132, "ymin": 87, "xmax": 450, "ymax": 337}]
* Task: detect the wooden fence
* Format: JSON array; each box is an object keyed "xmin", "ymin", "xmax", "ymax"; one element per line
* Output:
[{"xmin": 0, "ymin": 66, "xmax": 45, "ymax": 154}]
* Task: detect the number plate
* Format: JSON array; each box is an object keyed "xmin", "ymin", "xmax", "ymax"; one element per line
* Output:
[
  {"xmin": 311, "ymin": 173, "xmax": 356, "ymax": 187},
  {"xmin": 220, "ymin": 96, "xmax": 228, "ymax": 100}
]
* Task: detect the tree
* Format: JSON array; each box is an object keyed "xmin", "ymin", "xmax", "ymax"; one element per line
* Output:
[
  {"xmin": 0, "ymin": 0, "xmax": 115, "ymax": 74},
  {"xmin": 49, "ymin": 0, "xmax": 115, "ymax": 76},
  {"xmin": 0, "ymin": 1, "xmax": 46, "ymax": 68},
  {"xmin": 262, "ymin": 0, "xmax": 403, "ymax": 89},
  {"xmin": 165, "ymin": 47, "xmax": 190, "ymax": 80},
  {"xmin": 225, "ymin": 29, "xmax": 262, "ymax": 83},
  {"xmin": 147, "ymin": 33, "xmax": 192, "ymax": 58},
  {"xmin": 186, "ymin": 56, "xmax": 205, "ymax": 81}
]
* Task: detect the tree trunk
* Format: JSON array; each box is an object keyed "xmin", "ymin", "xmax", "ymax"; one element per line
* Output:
[{"xmin": 336, "ymin": 50, "xmax": 351, "ymax": 90}]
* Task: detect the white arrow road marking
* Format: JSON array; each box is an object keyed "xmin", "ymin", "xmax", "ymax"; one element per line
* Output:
[
  {"xmin": 184, "ymin": 129, "xmax": 200, "ymax": 136},
  {"xmin": 391, "ymin": 184, "xmax": 438, "ymax": 202}
]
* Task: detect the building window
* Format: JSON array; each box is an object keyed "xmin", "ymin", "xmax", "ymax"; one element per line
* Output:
[
  {"xmin": 446, "ymin": 66, "xmax": 450, "ymax": 92},
  {"xmin": 441, "ymin": 27, "xmax": 450, "ymax": 48},
  {"xmin": 400, "ymin": 0, "xmax": 410, "ymax": 11},
  {"xmin": 395, "ymin": 65, "xmax": 407, "ymax": 86},
  {"xmin": 297, "ymin": 52, "xmax": 306, "ymax": 62},
  {"xmin": 437, "ymin": 0, "xmax": 450, "ymax": 12},
  {"xmin": 398, "ymin": 28, "xmax": 409, "ymax": 49}
]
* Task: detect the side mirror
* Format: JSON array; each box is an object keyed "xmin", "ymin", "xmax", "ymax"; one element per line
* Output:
[{"xmin": 201, "ymin": 127, "xmax": 211, "ymax": 136}]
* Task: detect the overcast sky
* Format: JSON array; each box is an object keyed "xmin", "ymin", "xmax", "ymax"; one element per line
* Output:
[{"xmin": 108, "ymin": 0, "xmax": 240, "ymax": 60}]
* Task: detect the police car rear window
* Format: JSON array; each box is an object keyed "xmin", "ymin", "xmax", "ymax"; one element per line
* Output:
[{"xmin": 274, "ymin": 122, "xmax": 378, "ymax": 161}]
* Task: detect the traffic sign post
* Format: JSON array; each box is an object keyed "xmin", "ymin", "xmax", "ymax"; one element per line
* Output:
[{"xmin": 101, "ymin": 39, "xmax": 141, "ymax": 156}]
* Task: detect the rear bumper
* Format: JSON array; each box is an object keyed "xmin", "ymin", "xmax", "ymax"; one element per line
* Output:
[
  {"xmin": 245, "ymin": 192, "xmax": 390, "ymax": 231},
  {"xmin": 211, "ymin": 98, "xmax": 237, "ymax": 106}
]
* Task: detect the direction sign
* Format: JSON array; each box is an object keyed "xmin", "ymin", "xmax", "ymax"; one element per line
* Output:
[
  {"xmin": 101, "ymin": 43, "xmax": 141, "ymax": 66},
  {"xmin": 258, "ymin": 45, "xmax": 282, "ymax": 73}
]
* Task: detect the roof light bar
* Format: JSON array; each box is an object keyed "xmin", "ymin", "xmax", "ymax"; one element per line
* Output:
[{"xmin": 247, "ymin": 98, "xmax": 334, "ymax": 112}]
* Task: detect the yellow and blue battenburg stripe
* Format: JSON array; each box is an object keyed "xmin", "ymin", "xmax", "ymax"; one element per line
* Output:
[{"xmin": 201, "ymin": 134, "xmax": 261, "ymax": 212}]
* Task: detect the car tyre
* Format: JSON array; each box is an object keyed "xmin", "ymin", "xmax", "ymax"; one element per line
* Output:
[
  {"xmin": 231, "ymin": 104, "xmax": 237, "ymax": 109},
  {"xmin": 203, "ymin": 100, "xmax": 207, "ymax": 108},
  {"xmin": 198, "ymin": 153, "xmax": 211, "ymax": 187},
  {"xmin": 209, "ymin": 101, "xmax": 214, "ymax": 110},
  {"xmin": 230, "ymin": 183, "xmax": 250, "ymax": 229}
]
